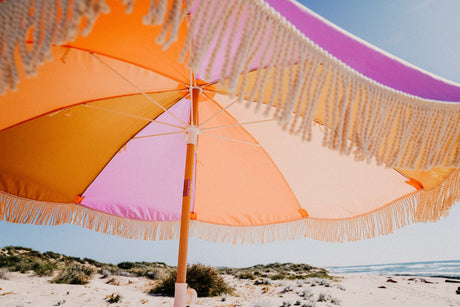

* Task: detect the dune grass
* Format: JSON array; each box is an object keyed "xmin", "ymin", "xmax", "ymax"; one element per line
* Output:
[
  {"xmin": 0, "ymin": 246, "xmax": 174, "ymax": 284},
  {"xmin": 150, "ymin": 264, "xmax": 234, "ymax": 297},
  {"xmin": 219, "ymin": 262, "xmax": 332, "ymax": 281}
]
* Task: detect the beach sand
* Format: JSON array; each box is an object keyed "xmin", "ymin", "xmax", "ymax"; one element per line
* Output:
[{"xmin": 1, "ymin": 272, "xmax": 459, "ymax": 306}]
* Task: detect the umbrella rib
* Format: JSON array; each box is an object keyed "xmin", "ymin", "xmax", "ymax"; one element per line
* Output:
[
  {"xmin": 90, "ymin": 53, "xmax": 188, "ymax": 127},
  {"xmin": 190, "ymin": 69, "xmax": 195, "ymax": 126},
  {"xmin": 54, "ymin": 44, "xmax": 191, "ymax": 87},
  {"xmin": 200, "ymin": 132, "xmax": 261, "ymax": 147},
  {"xmin": 201, "ymin": 118, "xmax": 276, "ymax": 131},
  {"xmin": 201, "ymin": 88, "xmax": 229, "ymax": 95},
  {"xmin": 132, "ymin": 131, "xmax": 184, "ymax": 140},
  {"xmin": 198, "ymin": 81, "xmax": 217, "ymax": 88},
  {"xmin": 82, "ymin": 104, "xmax": 185, "ymax": 130},
  {"xmin": 199, "ymin": 93, "xmax": 238, "ymax": 128}
]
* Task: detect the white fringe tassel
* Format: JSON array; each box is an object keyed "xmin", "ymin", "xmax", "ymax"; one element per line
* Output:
[{"xmin": 0, "ymin": 0, "xmax": 109, "ymax": 94}]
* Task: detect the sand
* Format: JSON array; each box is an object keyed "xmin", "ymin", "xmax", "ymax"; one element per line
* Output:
[{"xmin": 1, "ymin": 271, "xmax": 459, "ymax": 306}]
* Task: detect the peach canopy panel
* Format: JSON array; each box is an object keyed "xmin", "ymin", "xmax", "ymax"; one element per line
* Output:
[{"xmin": 0, "ymin": 0, "xmax": 459, "ymax": 243}]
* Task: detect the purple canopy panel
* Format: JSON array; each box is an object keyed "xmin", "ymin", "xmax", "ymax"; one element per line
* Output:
[{"xmin": 266, "ymin": 0, "xmax": 460, "ymax": 102}]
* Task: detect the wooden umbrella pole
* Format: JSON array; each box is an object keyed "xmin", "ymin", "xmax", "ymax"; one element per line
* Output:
[{"xmin": 174, "ymin": 87, "xmax": 200, "ymax": 307}]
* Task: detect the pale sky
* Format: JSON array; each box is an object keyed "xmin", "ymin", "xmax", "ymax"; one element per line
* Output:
[{"xmin": 1, "ymin": 0, "xmax": 459, "ymax": 268}]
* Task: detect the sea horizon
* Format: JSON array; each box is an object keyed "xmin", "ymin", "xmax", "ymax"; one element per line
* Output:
[{"xmin": 327, "ymin": 259, "xmax": 460, "ymax": 279}]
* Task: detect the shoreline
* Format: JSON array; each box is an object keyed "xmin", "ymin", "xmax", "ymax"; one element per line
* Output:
[
  {"xmin": 1, "ymin": 272, "xmax": 459, "ymax": 306},
  {"xmin": 328, "ymin": 272, "xmax": 460, "ymax": 281},
  {"xmin": 393, "ymin": 274, "xmax": 460, "ymax": 280}
]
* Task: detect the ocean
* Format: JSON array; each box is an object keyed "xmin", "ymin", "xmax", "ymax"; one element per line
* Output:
[{"xmin": 327, "ymin": 260, "xmax": 460, "ymax": 279}]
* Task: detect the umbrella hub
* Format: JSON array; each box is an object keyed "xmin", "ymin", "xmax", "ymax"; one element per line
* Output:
[
  {"xmin": 188, "ymin": 85, "xmax": 203, "ymax": 94},
  {"xmin": 185, "ymin": 125, "xmax": 199, "ymax": 145}
]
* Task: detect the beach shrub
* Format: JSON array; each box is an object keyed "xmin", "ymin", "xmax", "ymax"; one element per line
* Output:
[
  {"xmin": 317, "ymin": 292, "xmax": 331, "ymax": 302},
  {"xmin": 0, "ymin": 251, "xmax": 41, "ymax": 273},
  {"xmin": 238, "ymin": 271, "xmax": 256, "ymax": 280},
  {"xmin": 270, "ymin": 273, "xmax": 287, "ymax": 280},
  {"xmin": 51, "ymin": 264, "xmax": 94, "ymax": 285},
  {"xmin": 331, "ymin": 297, "xmax": 341, "ymax": 305},
  {"xmin": 33, "ymin": 261, "xmax": 56, "ymax": 276},
  {"xmin": 14, "ymin": 260, "xmax": 33, "ymax": 273},
  {"xmin": 143, "ymin": 270, "xmax": 161, "ymax": 280},
  {"xmin": 150, "ymin": 264, "xmax": 233, "ymax": 297},
  {"xmin": 308, "ymin": 271, "xmax": 331, "ymax": 279},
  {"xmin": 319, "ymin": 279, "xmax": 330, "ymax": 287},
  {"xmin": 281, "ymin": 286, "xmax": 293, "ymax": 294},
  {"xmin": 299, "ymin": 289, "xmax": 312, "ymax": 299},
  {"xmin": 106, "ymin": 277, "xmax": 120, "ymax": 285},
  {"xmin": 118, "ymin": 261, "xmax": 134, "ymax": 269},
  {"xmin": 254, "ymin": 279, "xmax": 271, "ymax": 285},
  {"xmin": 43, "ymin": 251, "xmax": 61, "ymax": 259},
  {"xmin": 105, "ymin": 292, "xmax": 122, "ymax": 303},
  {"xmin": 4, "ymin": 246, "xmax": 32, "ymax": 254},
  {"xmin": 114, "ymin": 261, "xmax": 165, "ymax": 279},
  {"xmin": 65, "ymin": 256, "xmax": 84, "ymax": 264},
  {"xmin": 218, "ymin": 267, "xmax": 237, "ymax": 275},
  {"xmin": 216, "ymin": 263, "xmax": 330, "ymax": 282},
  {"xmin": 28, "ymin": 250, "xmax": 45, "ymax": 259},
  {"xmin": 284, "ymin": 272, "xmax": 331, "ymax": 280},
  {"xmin": 149, "ymin": 272, "xmax": 175, "ymax": 296},
  {"xmin": 0, "ymin": 254, "xmax": 21, "ymax": 268},
  {"xmin": 269, "ymin": 263, "xmax": 282, "ymax": 269},
  {"xmin": 83, "ymin": 257, "xmax": 102, "ymax": 267},
  {"xmin": 132, "ymin": 267, "xmax": 160, "ymax": 279}
]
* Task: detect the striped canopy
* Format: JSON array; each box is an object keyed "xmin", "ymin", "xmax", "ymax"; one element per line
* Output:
[{"xmin": 0, "ymin": 0, "xmax": 459, "ymax": 243}]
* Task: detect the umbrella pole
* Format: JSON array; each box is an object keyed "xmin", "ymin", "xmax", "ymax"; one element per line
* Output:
[{"xmin": 174, "ymin": 88, "xmax": 200, "ymax": 307}]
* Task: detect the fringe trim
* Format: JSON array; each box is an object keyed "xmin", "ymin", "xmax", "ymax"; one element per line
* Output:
[
  {"xmin": 0, "ymin": 192, "xmax": 180, "ymax": 240},
  {"xmin": 414, "ymin": 169, "xmax": 460, "ymax": 223},
  {"xmin": 0, "ymin": 0, "xmax": 110, "ymax": 94},
  {"xmin": 1, "ymin": 170, "xmax": 459, "ymax": 243},
  {"xmin": 1, "ymin": 0, "xmax": 460, "ymax": 171}
]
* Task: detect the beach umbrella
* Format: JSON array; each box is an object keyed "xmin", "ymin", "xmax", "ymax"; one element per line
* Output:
[{"xmin": 1, "ymin": 0, "xmax": 460, "ymax": 305}]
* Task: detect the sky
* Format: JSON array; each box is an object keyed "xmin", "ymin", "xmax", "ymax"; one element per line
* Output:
[{"xmin": 1, "ymin": 0, "xmax": 460, "ymax": 269}]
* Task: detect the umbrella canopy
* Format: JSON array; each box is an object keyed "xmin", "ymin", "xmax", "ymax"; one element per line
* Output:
[{"xmin": 1, "ymin": 0, "xmax": 460, "ymax": 246}]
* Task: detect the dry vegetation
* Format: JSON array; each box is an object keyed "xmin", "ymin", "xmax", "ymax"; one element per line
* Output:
[
  {"xmin": 0, "ymin": 246, "xmax": 172, "ymax": 285},
  {"xmin": 0, "ymin": 246, "xmax": 332, "ymax": 300},
  {"xmin": 219, "ymin": 262, "xmax": 332, "ymax": 281},
  {"xmin": 150, "ymin": 264, "xmax": 234, "ymax": 297}
]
